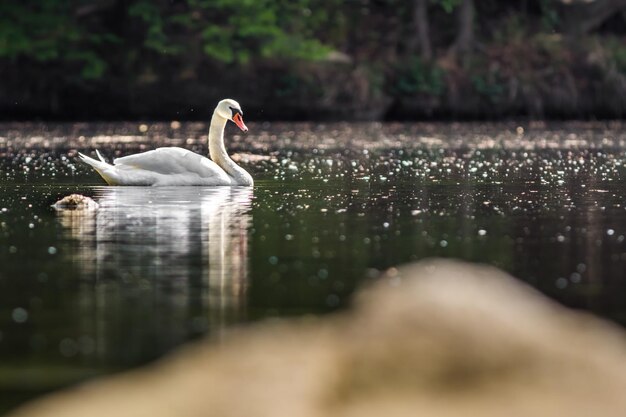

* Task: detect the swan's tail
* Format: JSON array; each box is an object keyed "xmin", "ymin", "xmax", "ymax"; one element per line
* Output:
[{"xmin": 78, "ymin": 151, "xmax": 117, "ymax": 185}]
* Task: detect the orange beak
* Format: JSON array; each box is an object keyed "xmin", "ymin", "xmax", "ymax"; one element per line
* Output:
[{"xmin": 232, "ymin": 113, "xmax": 248, "ymax": 132}]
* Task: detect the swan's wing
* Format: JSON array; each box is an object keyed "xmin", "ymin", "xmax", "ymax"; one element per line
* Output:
[{"xmin": 114, "ymin": 147, "xmax": 225, "ymax": 178}]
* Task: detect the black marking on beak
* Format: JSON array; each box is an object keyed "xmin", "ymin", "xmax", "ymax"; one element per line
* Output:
[{"xmin": 229, "ymin": 106, "xmax": 242, "ymax": 117}]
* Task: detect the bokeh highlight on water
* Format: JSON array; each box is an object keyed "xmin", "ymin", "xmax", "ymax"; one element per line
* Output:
[{"xmin": 0, "ymin": 121, "xmax": 625, "ymax": 412}]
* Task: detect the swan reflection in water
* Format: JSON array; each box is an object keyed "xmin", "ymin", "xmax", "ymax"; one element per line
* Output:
[{"xmin": 56, "ymin": 186, "xmax": 252, "ymax": 365}]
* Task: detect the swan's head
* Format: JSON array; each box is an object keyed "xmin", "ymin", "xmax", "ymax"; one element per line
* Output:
[{"xmin": 216, "ymin": 99, "xmax": 248, "ymax": 132}]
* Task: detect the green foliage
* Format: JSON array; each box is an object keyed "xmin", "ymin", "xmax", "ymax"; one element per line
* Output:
[
  {"xmin": 2, "ymin": 0, "xmax": 625, "ymax": 118},
  {"xmin": 274, "ymin": 72, "xmax": 325, "ymax": 100},
  {"xmin": 128, "ymin": 2, "xmax": 183, "ymax": 55},
  {"xmin": 395, "ymin": 58, "xmax": 446, "ymax": 96},
  {"xmin": 0, "ymin": 0, "xmax": 115, "ymax": 80},
  {"xmin": 539, "ymin": 0, "xmax": 560, "ymax": 31},
  {"xmin": 604, "ymin": 37, "xmax": 626, "ymax": 74},
  {"xmin": 65, "ymin": 50, "xmax": 106, "ymax": 79},
  {"xmin": 126, "ymin": 0, "xmax": 331, "ymax": 64},
  {"xmin": 198, "ymin": 0, "xmax": 331, "ymax": 63},
  {"xmin": 492, "ymin": 14, "xmax": 528, "ymax": 44},
  {"xmin": 431, "ymin": 0, "xmax": 463, "ymax": 14},
  {"xmin": 0, "ymin": 0, "xmax": 333, "ymax": 82},
  {"xmin": 0, "ymin": 0, "xmax": 72, "ymax": 61},
  {"xmin": 471, "ymin": 74, "xmax": 505, "ymax": 103}
]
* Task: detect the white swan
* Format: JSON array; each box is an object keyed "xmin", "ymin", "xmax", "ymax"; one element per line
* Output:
[{"xmin": 78, "ymin": 99, "xmax": 253, "ymax": 186}]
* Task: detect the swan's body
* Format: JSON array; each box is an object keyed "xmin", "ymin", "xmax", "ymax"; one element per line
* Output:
[{"xmin": 79, "ymin": 99, "xmax": 253, "ymax": 186}]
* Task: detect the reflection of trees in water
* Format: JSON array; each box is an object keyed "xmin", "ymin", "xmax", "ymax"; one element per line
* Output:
[{"xmin": 56, "ymin": 187, "xmax": 252, "ymax": 366}]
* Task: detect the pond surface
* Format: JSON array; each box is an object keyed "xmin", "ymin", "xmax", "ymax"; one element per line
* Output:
[{"xmin": 1, "ymin": 120, "xmax": 626, "ymax": 413}]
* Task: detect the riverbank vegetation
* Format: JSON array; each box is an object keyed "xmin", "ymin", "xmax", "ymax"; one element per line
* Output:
[{"xmin": 1, "ymin": 0, "xmax": 625, "ymax": 120}]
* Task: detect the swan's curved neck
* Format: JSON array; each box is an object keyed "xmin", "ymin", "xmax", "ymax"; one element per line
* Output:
[{"xmin": 209, "ymin": 112, "xmax": 253, "ymax": 186}]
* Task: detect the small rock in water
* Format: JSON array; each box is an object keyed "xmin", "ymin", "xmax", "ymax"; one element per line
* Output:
[{"xmin": 52, "ymin": 194, "xmax": 99, "ymax": 210}]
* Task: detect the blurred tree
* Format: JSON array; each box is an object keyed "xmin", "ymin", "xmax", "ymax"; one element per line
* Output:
[
  {"xmin": 410, "ymin": 0, "xmax": 433, "ymax": 61},
  {"xmin": 558, "ymin": 0, "xmax": 626, "ymax": 35},
  {"xmin": 0, "ymin": 0, "xmax": 625, "ymax": 119},
  {"xmin": 450, "ymin": 0, "xmax": 474, "ymax": 58},
  {"xmin": 411, "ymin": 0, "xmax": 474, "ymax": 62}
]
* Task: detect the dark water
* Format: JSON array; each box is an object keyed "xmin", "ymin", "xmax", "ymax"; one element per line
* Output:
[{"xmin": 1, "ymin": 121, "xmax": 626, "ymax": 413}]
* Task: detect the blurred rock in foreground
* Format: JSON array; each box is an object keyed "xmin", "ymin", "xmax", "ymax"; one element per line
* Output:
[{"xmin": 10, "ymin": 259, "xmax": 626, "ymax": 417}]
